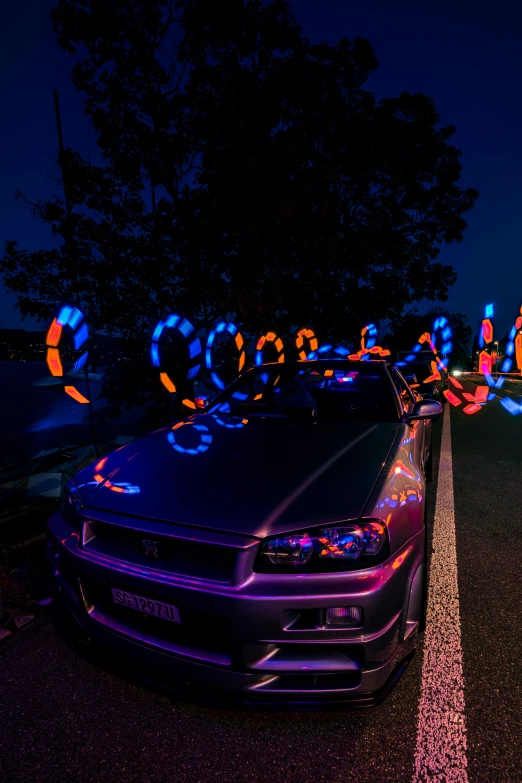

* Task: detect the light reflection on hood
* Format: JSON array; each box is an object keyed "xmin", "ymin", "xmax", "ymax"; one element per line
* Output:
[
  {"xmin": 166, "ymin": 414, "xmax": 249, "ymax": 455},
  {"xmin": 167, "ymin": 420, "xmax": 212, "ymax": 455},
  {"xmin": 78, "ymin": 455, "xmax": 141, "ymax": 496},
  {"xmin": 212, "ymin": 414, "xmax": 248, "ymax": 430},
  {"xmin": 78, "ymin": 478, "xmax": 140, "ymax": 495}
]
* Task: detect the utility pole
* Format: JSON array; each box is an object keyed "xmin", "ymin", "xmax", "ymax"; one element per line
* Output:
[
  {"xmin": 53, "ymin": 89, "xmax": 71, "ymax": 216},
  {"xmin": 53, "ymin": 89, "xmax": 98, "ymax": 453}
]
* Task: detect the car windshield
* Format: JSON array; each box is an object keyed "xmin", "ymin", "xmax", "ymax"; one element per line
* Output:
[{"xmin": 207, "ymin": 362, "xmax": 399, "ymax": 422}]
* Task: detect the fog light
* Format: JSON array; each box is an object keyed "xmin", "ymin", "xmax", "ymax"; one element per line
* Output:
[{"xmin": 325, "ymin": 607, "xmax": 362, "ymax": 628}]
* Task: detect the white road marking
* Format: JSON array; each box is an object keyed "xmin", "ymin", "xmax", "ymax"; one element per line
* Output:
[{"xmin": 413, "ymin": 404, "xmax": 469, "ymax": 783}]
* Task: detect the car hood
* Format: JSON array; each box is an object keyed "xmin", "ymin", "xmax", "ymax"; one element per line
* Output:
[{"xmin": 76, "ymin": 415, "xmax": 400, "ymax": 539}]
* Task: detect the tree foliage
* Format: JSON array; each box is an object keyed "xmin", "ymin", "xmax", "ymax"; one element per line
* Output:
[{"xmin": 1, "ymin": 0, "xmax": 478, "ymax": 416}]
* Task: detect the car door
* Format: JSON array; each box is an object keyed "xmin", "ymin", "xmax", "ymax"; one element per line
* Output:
[{"xmin": 388, "ymin": 365, "xmax": 428, "ymax": 472}]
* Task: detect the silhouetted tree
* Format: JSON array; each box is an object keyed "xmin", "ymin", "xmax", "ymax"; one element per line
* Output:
[{"xmin": 1, "ymin": 0, "xmax": 478, "ymax": 418}]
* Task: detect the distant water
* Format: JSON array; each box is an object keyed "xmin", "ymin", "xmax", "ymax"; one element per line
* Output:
[{"xmin": 0, "ymin": 361, "xmax": 145, "ymax": 466}]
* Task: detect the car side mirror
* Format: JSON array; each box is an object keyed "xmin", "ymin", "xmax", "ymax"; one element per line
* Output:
[{"xmin": 407, "ymin": 399, "xmax": 443, "ymax": 422}]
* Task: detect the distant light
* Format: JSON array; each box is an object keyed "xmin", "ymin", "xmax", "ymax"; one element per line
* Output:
[{"xmin": 453, "ymin": 370, "xmax": 462, "ymax": 376}]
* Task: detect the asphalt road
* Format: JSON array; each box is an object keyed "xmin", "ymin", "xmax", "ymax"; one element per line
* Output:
[{"xmin": 1, "ymin": 381, "xmax": 521, "ymax": 783}]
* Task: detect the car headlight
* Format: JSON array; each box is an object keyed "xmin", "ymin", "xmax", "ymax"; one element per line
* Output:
[
  {"xmin": 61, "ymin": 478, "xmax": 82, "ymax": 529},
  {"xmin": 254, "ymin": 520, "xmax": 388, "ymax": 573}
]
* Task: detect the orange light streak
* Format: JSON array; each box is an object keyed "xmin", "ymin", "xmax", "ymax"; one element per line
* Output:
[
  {"xmin": 46, "ymin": 347, "xmax": 63, "ymax": 377},
  {"xmin": 449, "ymin": 376, "xmax": 463, "ymax": 389},
  {"xmin": 482, "ymin": 319, "xmax": 493, "ymax": 344},
  {"xmin": 46, "ymin": 318, "xmax": 62, "ymax": 347},
  {"xmin": 443, "ymin": 389, "xmax": 461, "ymax": 406},
  {"xmin": 160, "ymin": 372, "xmax": 176, "ymax": 393},
  {"xmin": 64, "ymin": 386, "xmax": 89, "ymax": 403}
]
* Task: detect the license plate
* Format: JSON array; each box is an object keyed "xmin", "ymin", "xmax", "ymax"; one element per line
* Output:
[{"xmin": 111, "ymin": 588, "xmax": 181, "ymax": 623}]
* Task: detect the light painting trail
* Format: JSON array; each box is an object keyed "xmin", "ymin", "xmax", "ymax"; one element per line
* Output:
[
  {"xmin": 396, "ymin": 316, "xmax": 452, "ymax": 375},
  {"xmin": 499, "ymin": 304, "xmax": 522, "ymax": 373},
  {"xmin": 150, "ymin": 314, "xmax": 201, "ymax": 394},
  {"xmin": 347, "ymin": 323, "xmax": 391, "ymax": 361},
  {"xmin": 45, "ymin": 304, "xmax": 522, "ymax": 415},
  {"xmin": 167, "ymin": 421, "xmax": 212, "ymax": 455},
  {"xmin": 255, "ymin": 330, "xmax": 285, "ymax": 366},
  {"xmin": 206, "ymin": 321, "xmax": 246, "ymax": 390},
  {"xmin": 295, "ymin": 327, "xmax": 318, "ymax": 360},
  {"xmin": 478, "ymin": 303, "xmax": 495, "ymax": 375},
  {"xmin": 45, "ymin": 305, "xmax": 90, "ymax": 404}
]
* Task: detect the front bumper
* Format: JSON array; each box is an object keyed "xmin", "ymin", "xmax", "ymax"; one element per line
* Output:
[{"xmin": 47, "ymin": 511, "xmax": 424, "ymax": 706}]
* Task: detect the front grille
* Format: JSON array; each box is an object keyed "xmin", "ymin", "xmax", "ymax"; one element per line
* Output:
[
  {"xmin": 82, "ymin": 578, "xmax": 234, "ymax": 666},
  {"xmin": 83, "ymin": 520, "xmax": 237, "ymax": 583}
]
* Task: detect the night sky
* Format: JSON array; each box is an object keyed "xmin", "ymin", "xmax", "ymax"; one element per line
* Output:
[{"xmin": 2, "ymin": 0, "xmax": 522, "ymax": 337}]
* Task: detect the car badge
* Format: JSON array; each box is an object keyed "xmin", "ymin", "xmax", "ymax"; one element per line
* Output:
[{"xmin": 142, "ymin": 539, "xmax": 160, "ymax": 558}]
